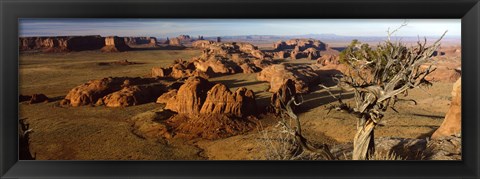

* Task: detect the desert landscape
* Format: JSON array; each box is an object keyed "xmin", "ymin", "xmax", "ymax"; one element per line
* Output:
[{"xmin": 18, "ymin": 19, "xmax": 462, "ymax": 160}]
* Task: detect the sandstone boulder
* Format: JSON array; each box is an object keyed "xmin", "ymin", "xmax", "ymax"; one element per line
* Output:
[
  {"xmin": 64, "ymin": 77, "xmax": 164, "ymax": 107},
  {"xmin": 156, "ymin": 89, "xmax": 178, "ymax": 104},
  {"xmin": 270, "ymin": 79, "xmax": 296, "ymax": 114},
  {"xmin": 317, "ymin": 54, "xmax": 340, "ymax": 66},
  {"xmin": 193, "ymin": 57, "xmax": 241, "ymax": 74},
  {"xmin": 151, "ymin": 67, "xmax": 172, "ymax": 77},
  {"xmin": 64, "ymin": 77, "xmax": 125, "ymax": 106},
  {"xmin": 431, "ymin": 78, "xmax": 461, "ymax": 139},
  {"xmin": 102, "ymin": 84, "xmax": 165, "ymax": 107},
  {"xmin": 274, "ymin": 38, "xmax": 327, "ymax": 51},
  {"xmin": 164, "ymin": 77, "xmax": 214, "ymax": 114},
  {"xmin": 257, "ymin": 64, "xmax": 320, "ymax": 93},
  {"xmin": 200, "ymin": 84, "xmax": 257, "ymax": 118}
]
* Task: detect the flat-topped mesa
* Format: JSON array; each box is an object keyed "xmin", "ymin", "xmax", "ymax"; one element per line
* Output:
[
  {"xmin": 101, "ymin": 36, "xmax": 131, "ymax": 52},
  {"xmin": 123, "ymin": 37, "xmax": 157, "ymax": 46},
  {"xmin": 19, "ymin": 35, "xmax": 105, "ymax": 52}
]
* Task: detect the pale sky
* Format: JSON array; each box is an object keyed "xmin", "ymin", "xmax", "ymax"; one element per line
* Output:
[{"xmin": 19, "ymin": 19, "xmax": 461, "ymax": 38}]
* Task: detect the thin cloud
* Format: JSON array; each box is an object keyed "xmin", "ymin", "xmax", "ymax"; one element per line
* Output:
[{"xmin": 18, "ymin": 19, "xmax": 461, "ymax": 37}]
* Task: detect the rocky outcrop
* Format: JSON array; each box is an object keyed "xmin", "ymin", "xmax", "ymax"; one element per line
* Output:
[
  {"xmin": 192, "ymin": 41, "xmax": 271, "ymax": 74},
  {"xmin": 193, "ymin": 57, "xmax": 242, "ymax": 74},
  {"xmin": 272, "ymin": 39, "xmax": 328, "ymax": 60},
  {"xmin": 164, "ymin": 77, "xmax": 214, "ymax": 114},
  {"xmin": 274, "ymin": 38, "xmax": 327, "ymax": 51},
  {"xmin": 374, "ymin": 137, "xmax": 427, "ymax": 160},
  {"xmin": 101, "ymin": 36, "xmax": 131, "ymax": 52},
  {"xmin": 123, "ymin": 37, "xmax": 157, "ymax": 46},
  {"xmin": 166, "ymin": 35, "xmax": 193, "ymax": 46},
  {"xmin": 156, "ymin": 89, "xmax": 178, "ymax": 104},
  {"xmin": 200, "ymin": 84, "xmax": 257, "ymax": 118},
  {"xmin": 63, "ymin": 77, "xmax": 125, "ymax": 107},
  {"xmin": 62, "ymin": 77, "xmax": 166, "ymax": 107},
  {"xmin": 151, "ymin": 59, "xmax": 215, "ymax": 79},
  {"xmin": 192, "ymin": 40, "xmax": 215, "ymax": 48},
  {"xmin": 101, "ymin": 84, "xmax": 165, "ymax": 107},
  {"xmin": 425, "ymin": 135, "xmax": 461, "ymax": 160},
  {"xmin": 192, "ymin": 41, "xmax": 268, "ymax": 60},
  {"xmin": 316, "ymin": 54, "xmax": 340, "ymax": 66},
  {"xmin": 161, "ymin": 77, "xmax": 258, "ymax": 139},
  {"xmin": 431, "ymin": 78, "xmax": 461, "ymax": 139},
  {"xmin": 19, "ymin": 94, "xmax": 49, "ymax": 104},
  {"xmin": 257, "ymin": 64, "xmax": 320, "ymax": 93},
  {"xmin": 270, "ymin": 79, "xmax": 297, "ymax": 114},
  {"xmin": 19, "ymin": 35, "xmax": 105, "ymax": 52}
]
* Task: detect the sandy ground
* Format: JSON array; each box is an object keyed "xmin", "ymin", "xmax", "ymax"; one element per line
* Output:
[{"xmin": 19, "ymin": 49, "xmax": 454, "ymax": 160}]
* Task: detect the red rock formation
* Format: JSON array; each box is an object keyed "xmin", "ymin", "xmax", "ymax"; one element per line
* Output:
[
  {"xmin": 123, "ymin": 37, "xmax": 157, "ymax": 46},
  {"xmin": 19, "ymin": 94, "xmax": 49, "ymax": 104},
  {"xmin": 161, "ymin": 77, "xmax": 258, "ymax": 139},
  {"xmin": 164, "ymin": 77, "xmax": 214, "ymax": 114},
  {"xmin": 199, "ymin": 84, "xmax": 257, "ymax": 118},
  {"xmin": 317, "ymin": 54, "xmax": 340, "ymax": 66},
  {"xmin": 257, "ymin": 64, "xmax": 320, "ymax": 93},
  {"xmin": 101, "ymin": 84, "xmax": 165, "ymax": 107},
  {"xmin": 101, "ymin": 36, "xmax": 131, "ymax": 52},
  {"xmin": 63, "ymin": 77, "xmax": 125, "ymax": 106},
  {"xmin": 303, "ymin": 47, "xmax": 320, "ymax": 60},
  {"xmin": 19, "ymin": 36, "xmax": 105, "ymax": 52},
  {"xmin": 192, "ymin": 40, "xmax": 215, "ymax": 48},
  {"xmin": 274, "ymin": 38, "xmax": 327, "ymax": 51},
  {"xmin": 63, "ymin": 77, "xmax": 165, "ymax": 107},
  {"xmin": 193, "ymin": 57, "xmax": 241, "ymax": 74},
  {"xmin": 273, "ymin": 51, "xmax": 288, "ymax": 59},
  {"xmin": 156, "ymin": 89, "xmax": 178, "ymax": 104},
  {"xmin": 270, "ymin": 79, "xmax": 296, "ymax": 114},
  {"xmin": 168, "ymin": 38, "xmax": 182, "ymax": 46},
  {"xmin": 431, "ymin": 78, "xmax": 461, "ymax": 139}
]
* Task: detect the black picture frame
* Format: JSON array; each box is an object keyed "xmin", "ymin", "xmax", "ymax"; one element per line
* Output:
[{"xmin": 1, "ymin": 0, "xmax": 479, "ymax": 178}]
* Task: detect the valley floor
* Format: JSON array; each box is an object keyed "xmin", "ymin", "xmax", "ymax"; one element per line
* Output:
[{"xmin": 19, "ymin": 49, "xmax": 452, "ymax": 160}]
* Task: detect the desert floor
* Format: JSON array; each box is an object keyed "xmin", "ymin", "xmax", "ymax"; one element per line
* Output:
[{"xmin": 19, "ymin": 49, "xmax": 453, "ymax": 160}]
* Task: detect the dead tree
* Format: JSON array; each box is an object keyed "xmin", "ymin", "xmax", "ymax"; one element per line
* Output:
[
  {"xmin": 324, "ymin": 28, "xmax": 446, "ymax": 160},
  {"xmin": 274, "ymin": 87, "xmax": 335, "ymax": 160}
]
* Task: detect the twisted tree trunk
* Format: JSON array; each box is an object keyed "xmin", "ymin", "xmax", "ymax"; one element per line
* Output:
[{"xmin": 352, "ymin": 118, "xmax": 376, "ymax": 160}]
